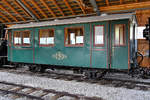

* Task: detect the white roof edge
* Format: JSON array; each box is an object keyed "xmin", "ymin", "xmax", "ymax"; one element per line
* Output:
[{"xmin": 7, "ymin": 13, "xmax": 135, "ymax": 30}]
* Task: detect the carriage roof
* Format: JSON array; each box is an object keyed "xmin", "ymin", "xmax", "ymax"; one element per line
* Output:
[{"xmin": 7, "ymin": 13, "xmax": 136, "ymax": 29}]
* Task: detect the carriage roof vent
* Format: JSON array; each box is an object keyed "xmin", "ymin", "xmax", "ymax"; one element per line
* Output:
[
  {"xmin": 54, "ymin": 19, "xmax": 58, "ymax": 21},
  {"xmin": 100, "ymin": 13, "xmax": 108, "ymax": 16}
]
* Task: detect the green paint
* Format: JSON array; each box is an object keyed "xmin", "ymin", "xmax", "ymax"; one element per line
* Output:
[
  {"xmin": 8, "ymin": 19, "xmax": 131, "ymax": 69},
  {"xmin": 110, "ymin": 19, "xmax": 129, "ymax": 69}
]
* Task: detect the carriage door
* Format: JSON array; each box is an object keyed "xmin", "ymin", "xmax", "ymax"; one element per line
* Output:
[
  {"xmin": 110, "ymin": 21, "xmax": 128, "ymax": 69},
  {"xmin": 91, "ymin": 23, "xmax": 108, "ymax": 68}
]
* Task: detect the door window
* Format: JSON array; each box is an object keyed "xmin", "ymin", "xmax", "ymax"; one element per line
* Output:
[
  {"xmin": 94, "ymin": 25, "xmax": 104, "ymax": 46},
  {"xmin": 114, "ymin": 24, "xmax": 125, "ymax": 46}
]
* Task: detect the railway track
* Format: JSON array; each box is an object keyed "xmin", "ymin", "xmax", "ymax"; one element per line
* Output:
[
  {"xmin": 0, "ymin": 81, "xmax": 102, "ymax": 100},
  {"xmin": 45, "ymin": 71, "xmax": 150, "ymax": 91},
  {"xmin": 0, "ymin": 67, "xmax": 150, "ymax": 92}
]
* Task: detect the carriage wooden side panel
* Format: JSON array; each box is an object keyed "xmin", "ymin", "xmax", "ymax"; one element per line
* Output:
[{"xmin": 7, "ymin": 13, "xmax": 136, "ymax": 70}]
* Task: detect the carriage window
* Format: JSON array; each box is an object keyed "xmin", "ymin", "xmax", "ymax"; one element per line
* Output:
[
  {"xmin": 65, "ymin": 27, "xmax": 84, "ymax": 46},
  {"xmin": 39, "ymin": 29, "xmax": 54, "ymax": 46},
  {"xmin": 94, "ymin": 25, "xmax": 104, "ymax": 46},
  {"xmin": 114, "ymin": 24, "xmax": 125, "ymax": 46},
  {"xmin": 13, "ymin": 30, "xmax": 31, "ymax": 46},
  {"xmin": 14, "ymin": 31, "xmax": 21, "ymax": 45},
  {"xmin": 22, "ymin": 31, "xmax": 30, "ymax": 46}
]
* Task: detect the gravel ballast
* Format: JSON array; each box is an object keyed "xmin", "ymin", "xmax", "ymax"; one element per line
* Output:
[
  {"xmin": 0, "ymin": 96, "xmax": 13, "ymax": 100},
  {"xmin": 0, "ymin": 71, "xmax": 150, "ymax": 100}
]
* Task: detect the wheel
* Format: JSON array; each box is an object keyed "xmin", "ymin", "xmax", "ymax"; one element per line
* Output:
[
  {"xmin": 29, "ymin": 65, "xmax": 37, "ymax": 72},
  {"xmin": 29, "ymin": 65, "xmax": 46, "ymax": 73},
  {"xmin": 83, "ymin": 71, "xmax": 97, "ymax": 79},
  {"xmin": 39, "ymin": 66, "xmax": 46, "ymax": 73},
  {"xmin": 29, "ymin": 65, "xmax": 34, "ymax": 72},
  {"xmin": 83, "ymin": 71, "xmax": 90, "ymax": 79}
]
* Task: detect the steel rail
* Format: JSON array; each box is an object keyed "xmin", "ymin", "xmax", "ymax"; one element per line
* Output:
[
  {"xmin": 0, "ymin": 81, "xmax": 103, "ymax": 100},
  {"xmin": 0, "ymin": 89, "xmax": 44, "ymax": 100}
]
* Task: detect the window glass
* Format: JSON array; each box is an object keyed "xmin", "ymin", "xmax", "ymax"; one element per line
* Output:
[
  {"xmin": 120, "ymin": 26, "xmax": 124, "ymax": 44},
  {"xmin": 13, "ymin": 30, "xmax": 31, "ymax": 46},
  {"xmin": 65, "ymin": 27, "xmax": 84, "ymax": 46},
  {"xmin": 115, "ymin": 24, "xmax": 125, "ymax": 45},
  {"xmin": 115, "ymin": 26, "xmax": 120, "ymax": 44},
  {"xmin": 70, "ymin": 33, "xmax": 75, "ymax": 44},
  {"xmin": 14, "ymin": 31, "xmax": 21, "ymax": 45},
  {"xmin": 39, "ymin": 29, "xmax": 54, "ymax": 46},
  {"xmin": 94, "ymin": 26, "xmax": 104, "ymax": 46},
  {"xmin": 23, "ymin": 31, "xmax": 30, "ymax": 45}
]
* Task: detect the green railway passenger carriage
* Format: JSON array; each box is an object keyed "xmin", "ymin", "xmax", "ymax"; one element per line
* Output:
[{"xmin": 6, "ymin": 13, "xmax": 137, "ymax": 74}]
